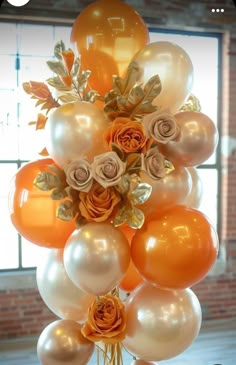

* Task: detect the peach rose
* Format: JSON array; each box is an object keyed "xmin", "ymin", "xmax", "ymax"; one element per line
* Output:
[
  {"xmin": 79, "ymin": 182, "xmax": 121, "ymax": 222},
  {"xmin": 143, "ymin": 111, "xmax": 180, "ymax": 144},
  {"xmin": 81, "ymin": 295, "xmax": 126, "ymax": 344},
  {"xmin": 104, "ymin": 117, "xmax": 147, "ymax": 153}
]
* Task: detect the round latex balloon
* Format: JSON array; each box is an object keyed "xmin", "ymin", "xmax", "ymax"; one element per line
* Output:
[
  {"xmin": 132, "ymin": 41, "xmax": 194, "ymax": 113},
  {"xmin": 71, "ymin": 0, "xmax": 149, "ymax": 95},
  {"xmin": 184, "ymin": 167, "xmax": 203, "ymax": 209},
  {"xmin": 139, "ymin": 165, "xmax": 192, "ymax": 217},
  {"xmin": 45, "ymin": 101, "xmax": 109, "ymax": 167},
  {"xmin": 118, "ymin": 225, "xmax": 143, "ymax": 292},
  {"xmin": 9, "ymin": 158, "xmax": 76, "ymax": 248},
  {"xmin": 64, "ymin": 223, "xmax": 130, "ymax": 295},
  {"xmin": 36, "ymin": 248, "xmax": 95, "ymax": 322},
  {"xmin": 123, "ymin": 282, "xmax": 202, "ymax": 361},
  {"xmin": 159, "ymin": 111, "xmax": 219, "ymax": 167},
  {"xmin": 37, "ymin": 320, "xmax": 94, "ymax": 365},
  {"xmin": 131, "ymin": 205, "xmax": 219, "ymax": 289},
  {"xmin": 130, "ymin": 360, "xmax": 156, "ymax": 365}
]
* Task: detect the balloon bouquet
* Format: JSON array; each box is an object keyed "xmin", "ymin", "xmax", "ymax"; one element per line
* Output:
[{"xmin": 9, "ymin": 0, "xmax": 219, "ymax": 364}]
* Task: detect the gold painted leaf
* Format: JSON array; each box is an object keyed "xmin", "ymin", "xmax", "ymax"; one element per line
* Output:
[
  {"xmin": 47, "ymin": 77, "xmax": 71, "ymax": 91},
  {"xmin": 127, "ymin": 207, "xmax": 145, "ymax": 229},
  {"xmin": 47, "ymin": 61, "xmax": 67, "ymax": 77},
  {"xmin": 113, "ymin": 205, "xmax": 129, "ymax": 227},
  {"xmin": 58, "ymin": 93, "xmax": 79, "ymax": 103},
  {"xmin": 34, "ymin": 172, "xmax": 59, "ymax": 191},
  {"xmin": 57, "ymin": 200, "xmax": 76, "ymax": 221},
  {"xmin": 54, "ymin": 40, "xmax": 66, "ymax": 60},
  {"xmin": 164, "ymin": 159, "xmax": 175, "ymax": 175},
  {"xmin": 51, "ymin": 188, "xmax": 67, "ymax": 200},
  {"xmin": 180, "ymin": 94, "xmax": 201, "ymax": 112},
  {"xmin": 130, "ymin": 183, "xmax": 152, "ymax": 205}
]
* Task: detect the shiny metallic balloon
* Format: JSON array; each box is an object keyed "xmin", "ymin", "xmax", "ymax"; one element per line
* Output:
[
  {"xmin": 130, "ymin": 360, "xmax": 156, "ymax": 365},
  {"xmin": 140, "ymin": 165, "xmax": 192, "ymax": 217},
  {"xmin": 45, "ymin": 101, "xmax": 109, "ymax": 167},
  {"xmin": 37, "ymin": 319, "xmax": 94, "ymax": 365},
  {"xmin": 184, "ymin": 167, "xmax": 203, "ymax": 209},
  {"xmin": 36, "ymin": 249, "xmax": 95, "ymax": 322},
  {"xmin": 132, "ymin": 41, "xmax": 194, "ymax": 113},
  {"xmin": 64, "ymin": 223, "xmax": 130, "ymax": 295},
  {"xmin": 159, "ymin": 111, "xmax": 219, "ymax": 167},
  {"xmin": 123, "ymin": 283, "xmax": 202, "ymax": 361}
]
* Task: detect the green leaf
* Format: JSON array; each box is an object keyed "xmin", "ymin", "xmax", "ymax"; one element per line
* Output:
[
  {"xmin": 47, "ymin": 77, "xmax": 71, "ymax": 91},
  {"xmin": 130, "ymin": 183, "xmax": 152, "ymax": 205}
]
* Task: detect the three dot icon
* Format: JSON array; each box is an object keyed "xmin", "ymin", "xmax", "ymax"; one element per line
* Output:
[{"xmin": 211, "ymin": 8, "xmax": 224, "ymax": 12}]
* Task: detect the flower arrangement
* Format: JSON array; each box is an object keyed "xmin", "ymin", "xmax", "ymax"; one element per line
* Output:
[{"xmin": 8, "ymin": 1, "xmax": 220, "ymax": 364}]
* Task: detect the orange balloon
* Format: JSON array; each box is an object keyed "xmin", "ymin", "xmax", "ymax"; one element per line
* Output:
[
  {"xmin": 71, "ymin": 0, "xmax": 149, "ymax": 96},
  {"xmin": 131, "ymin": 205, "xmax": 219, "ymax": 289},
  {"xmin": 118, "ymin": 225, "xmax": 143, "ymax": 292},
  {"xmin": 9, "ymin": 158, "xmax": 76, "ymax": 248}
]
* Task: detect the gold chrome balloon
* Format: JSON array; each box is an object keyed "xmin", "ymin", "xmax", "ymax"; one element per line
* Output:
[
  {"xmin": 159, "ymin": 111, "xmax": 219, "ymax": 167},
  {"xmin": 184, "ymin": 167, "xmax": 203, "ymax": 208},
  {"xmin": 45, "ymin": 101, "xmax": 109, "ymax": 167},
  {"xmin": 37, "ymin": 320, "xmax": 94, "ymax": 365},
  {"xmin": 64, "ymin": 223, "xmax": 130, "ymax": 295},
  {"xmin": 132, "ymin": 41, "xmax": 194, "ymax": 113},
  {"xmin": 123, "ymin": 283, "xmax": 202, "ymax": 361},
  {"xmin": 36, "ymin": 249, "xmax": 95, "ymax": 322},
  {"xmin": 140, "ymin": 165, "xmax": 192, "ymax": 217}
]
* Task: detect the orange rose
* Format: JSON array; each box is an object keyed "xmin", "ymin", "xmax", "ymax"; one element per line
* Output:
[
  {"xmin": 104, "ymin": 117, "xmax": 148, "ymax": 153},
  {"xmin": 81, "ymin": 295, "xmax": 126, "ymax": 344},
  {"xmin": 79, "ymin": 182, "xmax": 121, "ymax": 222}
]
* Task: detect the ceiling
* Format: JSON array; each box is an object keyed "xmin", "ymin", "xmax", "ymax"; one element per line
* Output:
[{"xmin": 0, "ymin": 0, "xmax": 236, "ymax": 31}]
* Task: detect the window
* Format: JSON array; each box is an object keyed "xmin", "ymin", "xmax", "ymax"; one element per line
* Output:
[{"xmin": 0, "ymin": 23, "xmax": 222, "ymax": 271}]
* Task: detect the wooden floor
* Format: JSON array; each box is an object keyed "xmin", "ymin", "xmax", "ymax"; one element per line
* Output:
[{"xmin": 0, "ymin": 318, "xmax": 235, "ymax": 365}]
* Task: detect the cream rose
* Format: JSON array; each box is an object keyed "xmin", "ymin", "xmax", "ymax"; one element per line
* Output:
[
  {"xmin": 142, "ymin": 147, "xmax": 166, "ymax": 180},
  {"xmin": 143, "ymin": 111, "xmax": 180, "ymax": 144},
  {"xmin": 65, "ymin": 159, "xmax": 93, "ymax": 192},
  {"xmin": 92, "ymin": 151, "xmax": 126, "ymax": 188}
]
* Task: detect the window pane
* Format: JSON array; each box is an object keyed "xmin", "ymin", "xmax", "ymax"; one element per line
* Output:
[
  {"xmin": 0, "ymin": 23, "xmax": 17, "ymax": 55},
  {"xmin": 0, "ymin": 164, "xmax": 19, "ymax": 270},
  {"xmin": 21, "ymin": 237, "xmax": 47, "ymax": 268},
  {"xmin": 197, "ymin": 168, "xmax": 218, "ymax": 228},
  {"xmin": 0, "ymin": 55, "xmax": 17, "ymax": 89},
  {"xmin": 18, "ymin": 24, "xmax": 55, "ymax": 56}
]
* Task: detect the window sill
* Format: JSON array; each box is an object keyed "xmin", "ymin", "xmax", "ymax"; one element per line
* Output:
[{"xmin": 0, "ymin": 270, "xmax": 37, "ymax": 290}]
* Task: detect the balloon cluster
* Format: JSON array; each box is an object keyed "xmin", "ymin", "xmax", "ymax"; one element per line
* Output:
[{"xmin": 8, "ymin": 0, "xmax": 219, "ymax": 364}]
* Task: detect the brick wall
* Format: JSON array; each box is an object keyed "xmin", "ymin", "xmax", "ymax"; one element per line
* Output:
[{"xmin": 0, "ymin": 0, "xmax": 236, "ymax": 340}]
